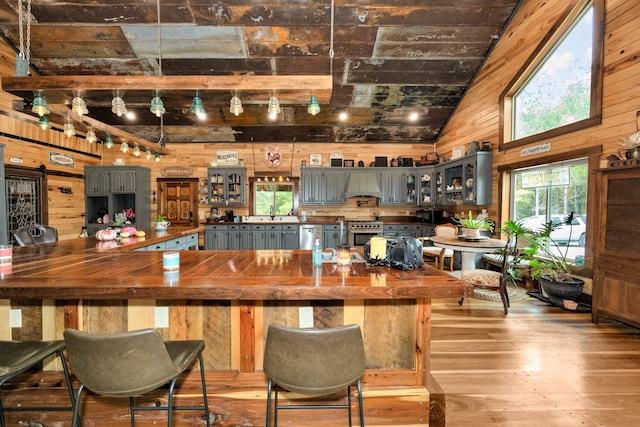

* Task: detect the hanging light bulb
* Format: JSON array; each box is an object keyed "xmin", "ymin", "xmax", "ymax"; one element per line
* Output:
[
  {"xmin": 154, "ymin": 153, "xmax": 161, "ymax": 162},
  {"xmin": 111, "ymin": 90, "xmax": 127, "ymax": 117},
  {"xmin": 64, "ymin": 122, "xmax": 76, "ymax": 137},
  {"xmin": 104, "ymin": 132, "xmax": 114, "ymax": 149},
  {"xmin": 307, "ymin": 95, "xmax": 320, "ymax": 115},
  {"xmin": 150, "ymin": 91, "xmax": 166, "ymax": 117},
  {"xmin": 86, "ymin": 128, "xmax": 97, "ymax": 143},
  {"xmin": 229, "ymin": 94, "xmax": 243, "ymax": 116},
  {"xmin": 145, "ymin": 149, "xmax": 153, "ymax": 160},
  {"xmin": 37, "ymin": 115, "xmax": 51, "ymax": 130},
  {"xmin": 31, "ymin": 93, "xmax": 49, "ymax": 116},
  {"xmin": 268, "ymin": 96, "xmax": 280, "ymax": 120},
  {"xmin": 133, "ymin": 145, "xmax": 141, "ymax": 157},
  {"xmin": 120, "ymin": 140, "xmax": 129, "ymax": 153},
  {"xmin": 190, "ymin": 91, "xmax": 206, "ymax": 119},
  {"xmin": 71, "ymin": 96, "xmax": 89, "ymax": 116}
]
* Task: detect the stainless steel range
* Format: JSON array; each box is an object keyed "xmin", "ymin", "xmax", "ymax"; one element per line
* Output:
[{"xmin": 347, "ymin": 220, "xmax": 384, "ymax": 247}]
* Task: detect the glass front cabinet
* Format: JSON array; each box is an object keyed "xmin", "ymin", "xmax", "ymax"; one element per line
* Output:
[{"xmin": 207, "ymin": 167, "xmax": 246, "ymax": 206}]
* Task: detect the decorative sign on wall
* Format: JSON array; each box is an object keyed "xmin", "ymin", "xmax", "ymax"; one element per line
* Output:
[
  {"xmin": 264, "ymin": 146, "xmax": 283, "ymax": 167},
  {"xmin": 216, "ymin": 150, "xmax": 239, "ymax": 166},
  {"xmin": 49, "ymin": 151, "xmax": 74, "ymax": 167},
  {"xmin": 520, "ymin": 142, "xmax": 551, "ymax": 157}
]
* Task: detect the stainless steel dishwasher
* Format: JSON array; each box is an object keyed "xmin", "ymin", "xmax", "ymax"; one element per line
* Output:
[{"xmin": 299, "ymin": 224, "xmax": 322, "ymax": 250}]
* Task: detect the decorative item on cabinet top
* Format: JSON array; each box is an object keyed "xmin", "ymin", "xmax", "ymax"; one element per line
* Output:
[{"xmin": 161, "ymin": 166, "xmax": 193, "ymax": 177}]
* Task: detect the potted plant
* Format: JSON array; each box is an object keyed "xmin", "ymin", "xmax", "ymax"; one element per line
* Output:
[
  {"xmin": 619, "ymin": 131, "xmax": 640, "ymax": 160},
  {"xmin": 155, "ymin": 214, "xmax": 170, "ymax": 231},
  {"xmin": 453, "ymin": 211, "xmax": 494, "ymax": 238},
  {"xmin": 519, "ymin": 212, "xmax": 584, "ymax": 301}
]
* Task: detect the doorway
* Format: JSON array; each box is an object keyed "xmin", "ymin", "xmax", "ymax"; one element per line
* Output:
[
  {"xmin": 5, "ymin": 166, "xmax": 48, "ymax": 245},
  {"xmin": 157, "ymin": 178, "xmax": 199, "ymax": 228}
]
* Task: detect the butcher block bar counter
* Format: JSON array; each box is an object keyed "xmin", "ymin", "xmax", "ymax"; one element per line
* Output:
[{"xmin": 0, "ymin": 232, "xmax": 471, "ymax": 426}]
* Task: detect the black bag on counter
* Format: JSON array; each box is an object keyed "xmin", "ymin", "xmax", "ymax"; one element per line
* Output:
[{"xmin": 364, "ymin": 236, "xmax": 424, "ymax": 271}]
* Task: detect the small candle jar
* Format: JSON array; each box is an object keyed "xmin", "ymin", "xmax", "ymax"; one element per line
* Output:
[
  {"xmin": 337, "ymin": 244, "xmax": 351, "ymax": 266},
  {"xmin": 162, "ymin": 251, "xmax": 180, "ymax": 270}
]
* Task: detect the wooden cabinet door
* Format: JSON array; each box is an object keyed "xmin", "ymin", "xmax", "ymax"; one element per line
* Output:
[{"xmin": 159, "ymin": 179, "xmax": 199, "ymax": 228}]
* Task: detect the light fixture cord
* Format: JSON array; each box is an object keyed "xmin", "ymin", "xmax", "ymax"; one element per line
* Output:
[
  {"xmin": 329, "ymin": 0, "xmax": 335, "ymax": 76},
  {"xmin": 17, "ymin": 0, "xmax": 31, "ymax": 64},
  {"xmin": 156, "ymin": 0, "xmax": 162, "ymax": 76}
]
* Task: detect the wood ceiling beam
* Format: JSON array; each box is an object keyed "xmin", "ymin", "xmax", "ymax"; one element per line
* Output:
[{"xmin": 1, "ymin": 75, "xmax": 333, "ymax": 101}]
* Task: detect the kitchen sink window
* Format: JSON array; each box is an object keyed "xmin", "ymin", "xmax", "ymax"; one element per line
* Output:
[{"xmin": 253, "ymin": 178, "xmax": 296, "ymax": 216}]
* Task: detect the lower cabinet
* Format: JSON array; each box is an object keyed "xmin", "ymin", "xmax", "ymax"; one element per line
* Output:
[
  {"xmin": 323, "ymin": 224, "xmax": 342, "ymax": 249},
  {"xmin": 228, "ymin": 225, "xmax": 252, "ymax": 250},
  {"xmin": 135, "ymin": 233, "xmax": 199, "ymax": 251},
  {"xmin": 203, "ymin": 223, "xmax": 298, "ymax": 250},
  {"xmin": 205, "ymin": 225, "xmax": 228, "ymax": 250}
]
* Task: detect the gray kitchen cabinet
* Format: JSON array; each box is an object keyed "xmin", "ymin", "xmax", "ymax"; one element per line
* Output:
[
  {"xmin": 379, "ymin": 168, "xmax": 417, "ymax": 205},
  {"xmin": 204, "ymin": 224, "xmax": 228, "ymax": 250},
  {"xmin": 417, "ymin": 166, "xmax": 436, "ymax": 206},
  {"xmin": 323, "ymin": 224, "xmax": 342, "ymax": 249},
  {"xmin": 265, "ymin": 225, "xmax": 282, "ymax": 249},
  {"xmin": 84, "ymin": 166, "xmax": 150, "ymax": 235},
  {"xmin": 300, "ymin": 168, "xmax": 349, "ymax": 205},
  {"xmin": 383, "ymin": 224, "xmax": 398, "ymax": 238},
  {"xmin": 438, "ymin": 151, "xmax": 492, "ymax": 206},
  {"xmin": 228, "ymin": 224, "xmax": 252, "ymax": 250},
  {"xmin": 252, "ymin": 224, "xmax": 266, "ymax": 249},
  {"xmin": 282, "ymin": 224, "xmax": 299, "ymax": 249},
  {"xmin": 208, "ymin": 167, "xmax": 246, "ymax": 206}
]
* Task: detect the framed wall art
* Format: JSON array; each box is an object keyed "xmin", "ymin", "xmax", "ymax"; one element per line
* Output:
[{"xmin": 309, "ymin": 153, "xmax": 322, "ymax": 166}]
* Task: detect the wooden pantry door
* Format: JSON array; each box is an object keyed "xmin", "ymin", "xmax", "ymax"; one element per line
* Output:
[{"xmin": 158, "ymin": 178, "xmax": 199, "ymax": 228}]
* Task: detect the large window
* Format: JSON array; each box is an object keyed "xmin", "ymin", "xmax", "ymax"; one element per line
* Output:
[
  {"xmin": 511, "ymin": 159, "xmax": 587, "ymax": 259},
  {"xmin": 253, "ymin": 179, "xmax": 294, "ymax": 216},
  {"xmin": 501, "ymin": 0, "xmax": 603, "ymax": 147}
]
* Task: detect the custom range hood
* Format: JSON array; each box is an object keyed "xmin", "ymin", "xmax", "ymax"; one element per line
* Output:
[{"xmin": 345, "ymin": 171, "xmax": 382, "ymax": 198}]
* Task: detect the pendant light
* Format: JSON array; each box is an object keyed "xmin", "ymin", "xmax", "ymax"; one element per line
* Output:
[
  {"xmin": 190, "ymin": 90, "xmax": 206, "ymax": 119},
  {"xmin": 150, "ymin": 91, "xmax": 166, "ymax": 117},
  {"xmin": 268, "ymin": 96, "xmax": 280, "ymax": 120},
  {"xmin": 145, "ymin": 149, "xmax": 153, "ymax": 160},
  {"xmin": 111, "ymin": 90, "xmax": 127, "ymax": 117},
  {"xmin": 133, "ymin": 145, "xmax": 141, "ymax": 157},
  {"xmin": 86, "ymin": 128, "xmax": 97, "ymax": 143},
  {"xmin": 37, "ymin": 114, "xmax": 51, "ymax": 130},
  {"xmin": 104, "ymin": 132, "xmax": 114, "ymax": 149},
  {"xmin": 63, "ymin": 122, "xmax": 76, "ymax": 137},
  {"xmin": 71, "ymin": 96, "xmax": 89, "ymax": 116},
  {"xmin": 120, "ymin": 140, "xmax": 129, "ymax": 153},
  {"xmin": 307, "ymin": 95, "xmax": 320, "ymax": 115},
  {"xmin": 230, "ymin": 92, "xmax": 243, "ymax": 116},
  {"xmin": 31, "ymin": 92, "xmax": 49, "ymax": 116}
]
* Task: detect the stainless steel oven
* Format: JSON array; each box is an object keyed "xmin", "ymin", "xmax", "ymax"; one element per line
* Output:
[{"xmin": 348, "ymin": 220, "xmax": 384, "ymax": 247}]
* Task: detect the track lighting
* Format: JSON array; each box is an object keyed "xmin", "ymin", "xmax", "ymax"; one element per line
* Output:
[
  {"xmin": 104, "ymin": 133, "xmax": 114, "ymax": 149},
  {"xmin": 71, "ymin": 96, "xmax": 89, "ymax": 116},
  {"xmin": 37, "ymin": 115, "xmax": 51, "ymax": 130},
  {"xmin": 150, "ymin": 91, "xmax": 166, "ymax": 117},
  {"xmin": 111, "ymin": 91, "xmax": 127, "ymax": 117},
  {"xmin": 86, "ymin": 128, "xmax": 97, "ymax": 143},
  {"xmin": 64, "ymin": 122, "xmax": 76, "ymax": 137},
  {"xmin": 230, "ymin": 95, "xmax": 243, "ymax": 116},
  {"xmin": 307, "ymin": 95, "xmax": 320, "ymax": 115},
  {"xmin": 31, "ymin": 93, "xmax": 49, "ymax": 116}
]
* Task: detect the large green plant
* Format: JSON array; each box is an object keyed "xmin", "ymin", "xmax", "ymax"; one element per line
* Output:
[{"xmin": 453, "ymin": 211, "xmax": 495, "ymax": 231}]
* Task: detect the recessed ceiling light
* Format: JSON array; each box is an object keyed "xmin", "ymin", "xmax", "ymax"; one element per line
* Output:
[
  {"xmin": 338, "ymin": 111, "xmax": 348, "ymax": 122},
  {"xmin": 409, "ymin": 112, "xmax": 419, "ymax": 122}
]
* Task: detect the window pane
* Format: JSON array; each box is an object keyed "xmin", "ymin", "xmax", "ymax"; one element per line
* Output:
[
  {"xmin": 513, "ymin": 4, "xmax": 593, "ymax": 139},
  {"xmin": 511, "ymin": 160, "xmax": 587, "ymax": 259},
  {"xmin": 254, "ymin": 182, "xmax": 294, "ymax": 215}
]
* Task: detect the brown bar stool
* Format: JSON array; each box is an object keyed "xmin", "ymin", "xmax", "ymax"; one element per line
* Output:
[
  {"xmin": 63, "ymin": 328, "xmax": 210, "ymax": 427},
  {"xmin": 0, "ymin": 340, "xmax": 75, "ymax": 427},
  {"xmin": 263, "ymin": 323, "xmax": 366, "ymax": 427}
]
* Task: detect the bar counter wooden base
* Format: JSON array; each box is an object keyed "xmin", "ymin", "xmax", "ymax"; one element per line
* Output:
[{"xmin": 0, "ymin": 233, "xmax": 471, "ymax": 426}]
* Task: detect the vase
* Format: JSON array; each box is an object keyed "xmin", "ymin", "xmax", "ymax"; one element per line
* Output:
[
  {"xmin": 625, "ymin": 147, "xmax": 640, "ymax": 160},
  {"xmin": 463, "ymin": 228, "xmax": 480, "ymax": 238}
]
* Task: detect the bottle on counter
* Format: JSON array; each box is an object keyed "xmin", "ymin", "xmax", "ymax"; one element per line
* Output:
[{"xmin": 312, "ymin": 239, "xmax": 322, "ymax": 267}]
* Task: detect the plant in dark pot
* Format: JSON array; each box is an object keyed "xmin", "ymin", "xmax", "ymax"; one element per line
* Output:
[
  {"xmin": 520, "ymin": 212, "xmax": 584, "ymax": 301},
  {"xmin": 618, "ymin": 131, "xmax": 640, "ymax": 160}
]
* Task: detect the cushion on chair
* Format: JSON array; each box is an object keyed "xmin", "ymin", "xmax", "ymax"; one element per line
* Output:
[
  {"xmin": 423, "ymin": 247, "xmax": 454, "ymax": 257},
  {"xmin": 461, "ymin": 269, "xmax": 501, "ymax": 288}
]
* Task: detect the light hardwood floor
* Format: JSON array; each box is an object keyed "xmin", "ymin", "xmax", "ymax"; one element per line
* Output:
[{"xmin": 431, "ymin": 295, "xmax": 640, "ymax": 427}]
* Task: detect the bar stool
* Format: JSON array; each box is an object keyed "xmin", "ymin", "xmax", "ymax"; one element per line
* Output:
[
  {"xmin": 12, "ymin": 224, "xmax": 58, "ymax": 246},
  {"xmin": 63, "ymin": 328, "xmax": 210, "ymax": 427},
  {"xmin": 0, "ymin": 340, "xmax": 75, "ymax": 427},
  {"xmin": 263, "ymin": 323, "xmax": 366, "ymax": 427}
]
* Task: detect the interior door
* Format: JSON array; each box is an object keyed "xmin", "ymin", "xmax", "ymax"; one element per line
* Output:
[{"xmin": 158, "ymin": 179, "xmax": 198, "ymax": 228}]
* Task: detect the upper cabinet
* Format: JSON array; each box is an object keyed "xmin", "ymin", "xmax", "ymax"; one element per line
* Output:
[
  {"xmin": 300, "ymin": 168, "xmax": 349, "ymax": 205},
  {"xmin": 378, "ymin": 168, "xmax": 417, "ymax": 205},
  {"xmin": 438, "ymin": 151, "xmax": 492, "ymax": 206},
  {"xmin": 208, "ymin": 167, "xmax": 246, "ymax": 206}
]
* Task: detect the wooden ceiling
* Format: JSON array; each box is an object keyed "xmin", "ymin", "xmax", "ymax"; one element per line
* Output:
[{"xmin": 0, "ymin": 0, "xmax": 522, "ymax": 145}]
